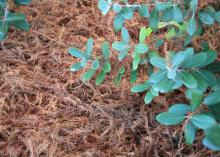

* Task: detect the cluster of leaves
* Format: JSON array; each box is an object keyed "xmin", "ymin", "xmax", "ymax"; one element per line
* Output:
[
  {"xmin": 98, "ymin": 0, "xmax": 220, "ymax": 46},
  {"xmin": 157, "ymin": 89, "xmax": 220, "ymax": 150},
  {"xmin": 68, "ymin": 0, "xmax": 220, "ymax": 151},
  {"xmin": 69, "ymin": 38, "xmax": 111, "ymax": 85},
  {"xmin": 0, "ymin": 0, "xmax": 31, "ymax": 40}
]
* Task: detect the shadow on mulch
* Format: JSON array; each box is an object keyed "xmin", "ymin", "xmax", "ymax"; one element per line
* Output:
[{"xmin": 0, "ymin": 0, "xmax": 220, "ymax": 157}]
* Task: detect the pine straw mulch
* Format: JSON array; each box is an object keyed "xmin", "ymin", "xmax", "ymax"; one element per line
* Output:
[{"xmin": 0, "ymin": 0, "xmax": 220, "ymax": 157}]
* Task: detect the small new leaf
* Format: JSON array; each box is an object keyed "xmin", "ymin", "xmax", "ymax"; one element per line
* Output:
[
  {"xmin": 69, "ymin": 48, "xmax": 86, "ymax": 59},
  {"xmin": 98, "ymin": 0, "xmax": 112, "ymax": 15},
  {"xmin": 134, "ymin": 43, "xmax": 149, "ymax": 54},
  {"xmin": 82, "ymin": 69, "xmax": 96, "ymax": 82},
  {"xmin": 86, "ymin": 38, "xmax": 93, "ymax": 57}
]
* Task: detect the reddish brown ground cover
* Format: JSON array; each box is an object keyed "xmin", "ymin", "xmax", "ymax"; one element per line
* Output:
[{"xmin": 0, "ymin": 0, "xmax": 220, "ymax": 156}]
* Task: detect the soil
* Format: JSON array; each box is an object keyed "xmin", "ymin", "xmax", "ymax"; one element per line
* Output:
[{"xmin": 0, "ymin": 0, "xmax": 220, "ymax": 157}]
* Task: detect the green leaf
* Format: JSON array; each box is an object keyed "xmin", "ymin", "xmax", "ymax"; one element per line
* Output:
[
  {"xmin": 194, "ymin": 20, "xmax": 204, "ymax": 35},
  {"xmin": 155, "ymin": 39, "xmax": 164, "ymax": 48},
  {"xmin": 144, "ymin": 91, "xmax": 155, "ymax": 104},
  {"xmin": 156, "ymin": 112, "xmax": 185, "ymax": 125},
  {"xmin": 191, "ymin": 92, "xmax": 204, "ymax": 112},
  {"xmin": 183, "ymin": 53, "xmax": 207, "ymax": 68},
  {"xmin": 214, "ymin": 11, "xmax": 220, "ymax": 23},
  {"xmin": 177, "ymin": 71, "xmax": 197, "ymax": 89},
  {"xmin": 112, "ymin": 3, "xmax": 122, "ymax": 13},
  {"xmin": 118, "ymin": 48, "xmax": 129, "ymax": 61},
  {"xmin": 11, "ymin": 19, "xmax": 30, "ymax": 31},
  {"xmin": 139, "ymin": 27, "xmax": 152, "ymax": 43},
  {"xmin": 153, "ymin": 77, "xmax": 176, "ymax": 93},
  {"xmin": 198, "ymin": 50, "xmax": 217, "ymax": 67},
  {"xmin": 165, "ymin": 27, "xmax": 176, "ymax": 39},
  {"xmin": 131, "ymin": 81, "xmax": 151, "ymax": 93},
  {"xmin": 14, "ymin": 0, "xmax": 32, "ymax": 5},
  {"xmin": 161, "ymin": 7, "xmax": 173, "ymax": 22},
  {"xmin": 114, "ymin": 66, "xmax": 125, "ymax": 85},
  {"xmin": 132, "ymin": 54, "xmax": 141, "ymax": 70},
  {"xmin": 139, "ymin": 27, "xmax": 147, "ymax": 43},
  {"xmin": 102, "ymin": 62, "xmax": 111, "ymax": 73},
  {"xmin": 113, "ymin": 14, "xmax": 125, "ymax": 33},
  {"xmin": 168, "ymin": 104, "xmax": 191, "ymax": 115},
  {"xmin": 150, "ymin": 87, "xmax": 159, "ymax": 96},
  {"xmin": 112, "ymin": 41, "xmax": 128, "ymax": 52},
  {"xmin": 209, "ymin": 104, "xmax": 220, "ymax": 121},
  {"xmin": 70, "ymin": 62, "xmax": 83, "ymax": 72},
  {"xmin": 184, "ymin": 35, "xmax": 193, "ymax": 47},
  {"xmin": 0, "ymin": 21, "xmax": 8, "ymax": 41},
  {"xmin": 138, "ymin": 4, "xmax": 149, "ymax": 17},
  {"xmin": 121, "ymin": 27, "xmax": 130, "ymax": 43},
  {"xmin": 184, "ymin": 121, "xmax": 197, "ymax": 145},
  {"xmin": 130, "ymin": 68, "xmax": 137, "ymax": 83},
  {"xmin": 80, "ymin": 58, "xmax": 87, "ymax": 67},
  {"xmin": 203, "ymin": 138, "xmax": 220, "ymax": 151},
  {"xmin": 150, "ymin": 70, "xmax": 167, "ymax": 83},
  {"xmin": 98, "ymin": 0, "xmax": 112, "ymax": 15},
  {"xmin": 172, "ymin": 81, "xmax": 183, "ymax": 90},
  {"xmin": 172, "ymin": 6, "xmax": 183, "ymax": 23},
  {"xmin": 86, "ymin": 38, "xmax": 93, "ymax": 57},
  {"xmin": 205, "ymin": 125, "xmax": 220, "ymax": 147},
  {"xmin": 190, "ymin": 0, "xmax": 198, "ymax": 13},
  {"xmin": 91, "ymin": 59, "xmax": 100, "ymax": 70},
  {"xmin": 191, "ymin": 72, "xmax": 208, "ymax": 92},
  {"xmin": 0, "ymin": 0, "xmax": 6, "ymax": 8},
  {"xmin": 204, "ymin": 6, "xmax": 216, "ymax": 17},
  {"xmin": 172, "ymin": 51, "xmax": 187, "ymax": 68},
  {"xmin": 120, "ymin": 7, "xmax": 134, "ymax": 20},
  {"xmin": 196, "ymin": 70, "xmax": 217, "ymax": 87},
  {"xmin": 149, "ymin": 9, "xmax": 159, "ymax": 32},
  {"xmin": 191, "ymin": 114, "xmax": 217, "ymax": 129},
  {"xmin": 206, "ymin": 62, "xmax": 220, "ymax": 73},
  {"xmin": 134, "ymin": 43, "xmax": 149, "ymax": 54},
  {"xmin": 204, "ymin": 91, "xmax": 220, "ymax": 106},
  {"xmin": 148, "ymin": 51, "xmax": 159, "ymax": 58},
  {"xmin": 68, "ymin": 48, "xmax": 86, "ymax": 59},
  {"xmin": 167, "ymin": 69, "xmax": 176, "ymax": 80},
  {"xmin": 198, "ymin": 11, "xmax": 214, "ymax": 25},
  {"xmin": 82, "ymin": 69, "xmax": 96, "ymax": 82},
  {"xmin": 187, "ymin": 17, "xmax": 197, "ymax": 36},
  {"xmin": 213, "ymin": 80, "xmax": 220, "ymax": 91},
  {"xmin": 156, "ymin": 2, "xmax": 172, "ymax": 11},
  {"xmin": 96, "ymin": 70, "xmax": 106, "ymax": 85},
  {"xmin": 150, "ymin": 57, "xmax": 167, "ymax": 69},
  {"xmin": 102, "ymin": 41, "xmax": 110, "ymax": 60},
  {"xmin": 6, "ymin": 12, "xmax": 26, "ymax": 22}
]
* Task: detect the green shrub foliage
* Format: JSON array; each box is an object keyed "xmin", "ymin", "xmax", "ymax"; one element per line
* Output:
[
  {"xmin": 69, "ymin": 0, "xmax": 220, "ymax": 151},
  {"xmin": 0, "ymin": 0, "xmax": 31, "ymax": 41}
]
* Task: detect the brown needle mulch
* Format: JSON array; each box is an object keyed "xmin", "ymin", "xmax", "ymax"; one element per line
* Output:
[{"xmin": 0, "ymin": 0, "xmax": 220, "ymax": 157}]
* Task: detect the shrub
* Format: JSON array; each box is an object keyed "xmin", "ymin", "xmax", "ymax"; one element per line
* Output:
[
  {"xmin": 0, "ymin": 0, "xmax": 32, "ymax": 40},
  {"xmin": 68, "ymin": 0, "xmax": 220, "ymax": 151}
]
